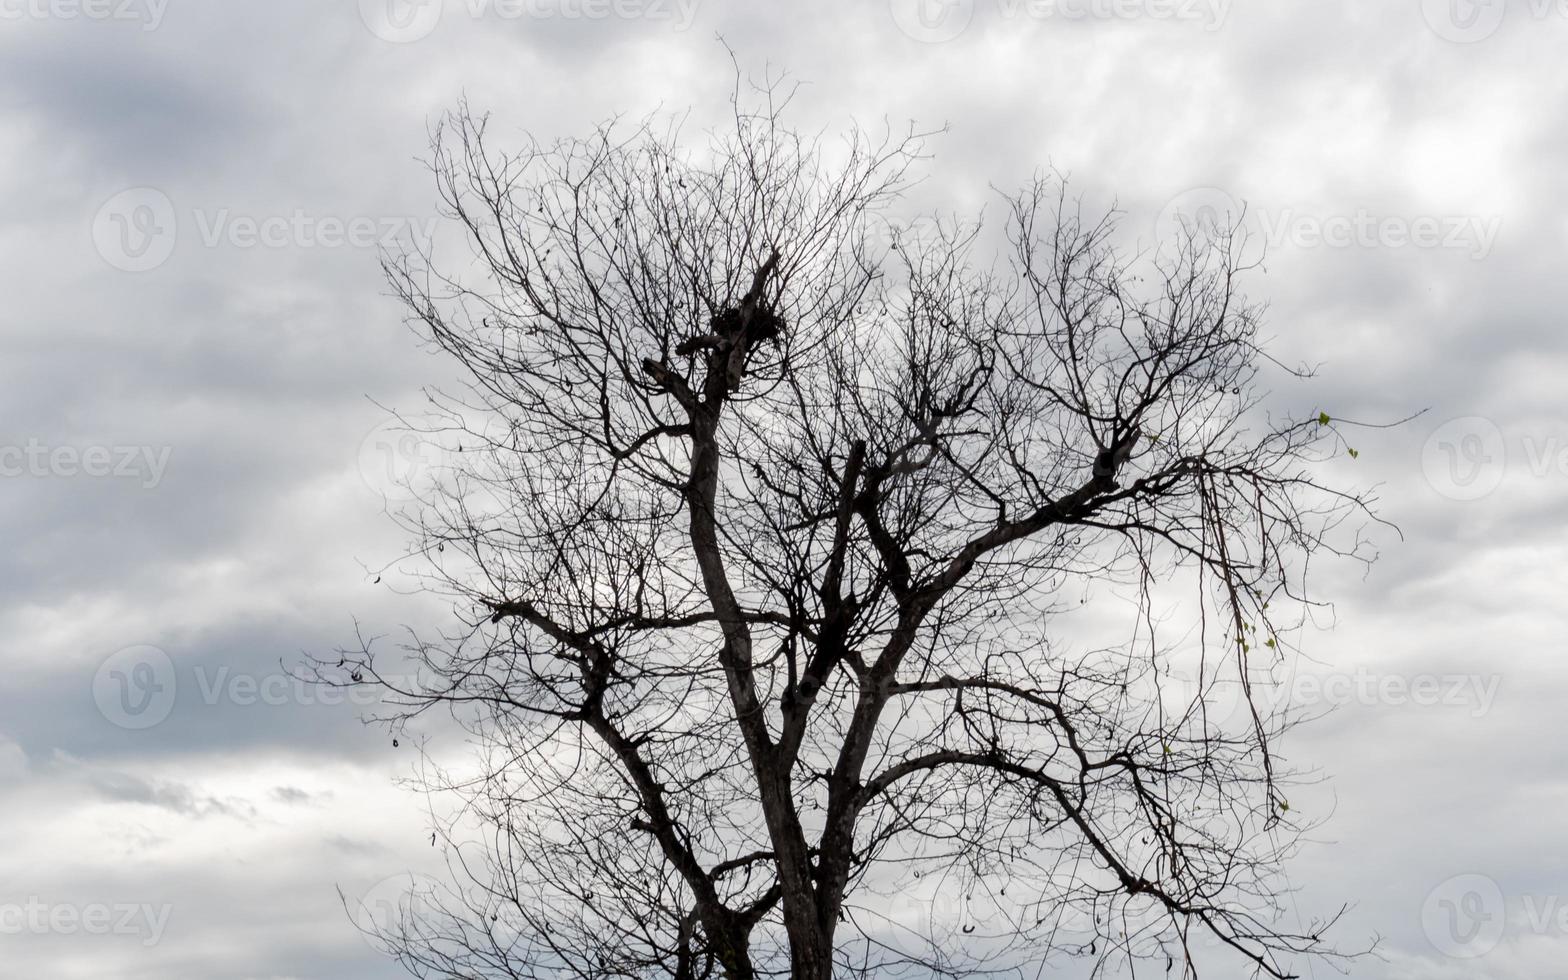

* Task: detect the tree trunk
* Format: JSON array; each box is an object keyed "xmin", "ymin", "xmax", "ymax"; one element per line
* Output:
[{"xmin": 785, "ymin": 921, "xmax": 834, "ymax": 980}]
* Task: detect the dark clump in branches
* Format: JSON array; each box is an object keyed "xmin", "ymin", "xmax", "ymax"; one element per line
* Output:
[
  {"xmin": 676, "ymin": 248, "xmax": 784, "ymax": 392},
  {"xmin": 332, "ymin": 71, "xmax": 1386, "ymax": 980}
]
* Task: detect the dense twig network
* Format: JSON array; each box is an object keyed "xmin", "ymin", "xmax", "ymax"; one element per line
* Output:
[{"xmin": 331, "ymin": 73, "xmax": 1381, "ymax": 980}]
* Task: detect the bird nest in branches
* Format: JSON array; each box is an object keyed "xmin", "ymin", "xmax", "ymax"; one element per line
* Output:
[{"xmin": 711, "ymin": 304, "xmax": 784, "ymax": 345}]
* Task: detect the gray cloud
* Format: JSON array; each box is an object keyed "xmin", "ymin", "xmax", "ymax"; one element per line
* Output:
[{"xmin": 2, "ymin": 1, "xmax": 1565, "ymax": 977}]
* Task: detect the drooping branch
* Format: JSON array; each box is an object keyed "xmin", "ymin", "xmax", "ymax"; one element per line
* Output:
[{"xmin": 342, "ymin": 78, "xmax": 1382, "ymax": 980}]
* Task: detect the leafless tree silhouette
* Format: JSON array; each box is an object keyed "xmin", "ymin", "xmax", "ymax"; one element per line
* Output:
[{"xmin": 340, "ymin": 73, "xmax": 1382, "ymax": 980}]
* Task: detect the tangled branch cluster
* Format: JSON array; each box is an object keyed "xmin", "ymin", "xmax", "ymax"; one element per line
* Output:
[{"xmin": 340, "ymin": 78, "xmax": 1381, "ymax": 980}]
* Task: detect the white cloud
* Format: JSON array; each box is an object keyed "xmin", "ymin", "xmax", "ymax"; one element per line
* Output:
[{"xmin": 1, "ymin": 1, "xmax": 1565, "ymax": 977}]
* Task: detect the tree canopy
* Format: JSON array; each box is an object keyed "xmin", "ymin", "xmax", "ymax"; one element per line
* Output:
[{"xmin": 343, "ymin": 76, "xmax": 1380, "ymax": 980}]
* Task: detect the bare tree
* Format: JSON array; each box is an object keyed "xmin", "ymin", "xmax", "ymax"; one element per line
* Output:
[{"xmin": 343, "ymin": 74, "xmax": 1382, "ymax": 980}]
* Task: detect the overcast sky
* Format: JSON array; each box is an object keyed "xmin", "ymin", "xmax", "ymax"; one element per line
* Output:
[{"xmin": 1, "ymin": 1, "xmax": 1565, "ymax": 977}]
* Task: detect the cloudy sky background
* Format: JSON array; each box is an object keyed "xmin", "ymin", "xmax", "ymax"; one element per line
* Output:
[{"xmin": 1, "ymin": 0, "xmax": 1564, "ymax": 977}]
